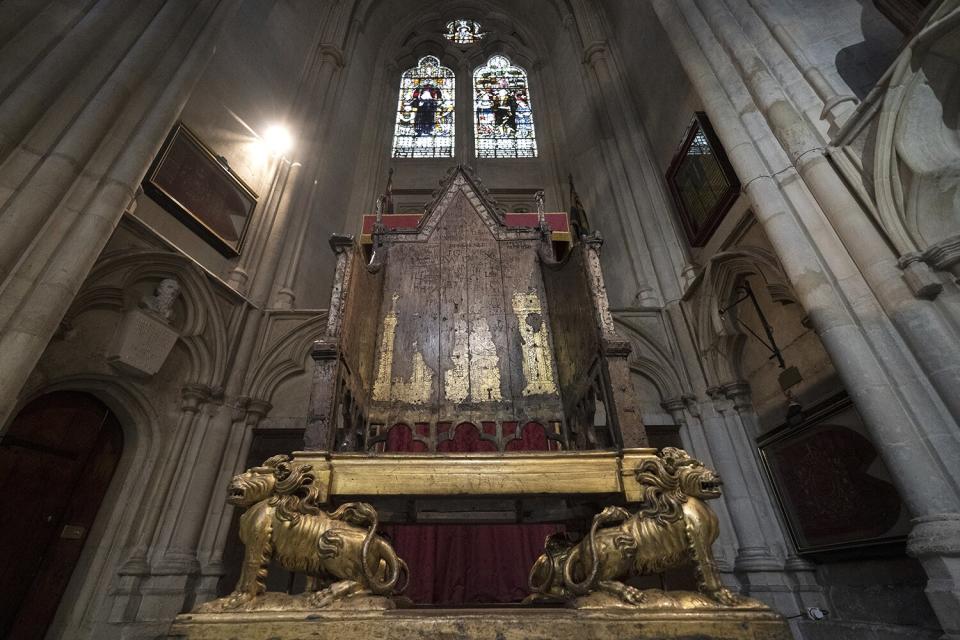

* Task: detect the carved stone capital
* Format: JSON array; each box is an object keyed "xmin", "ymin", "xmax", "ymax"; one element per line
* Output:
[
  {"xmin": 317, "ymin": 44, "xmax": 345, "ymax": 68},
  {"xmin": 684, "ymin": 397, "xmax": 702, "ymax": 419},
  {"xmin": 720, "ymin": 381, "xmax": 753, "ymax": 412},
  {"xmin": 661, "ymin": 397, "xmax": 689, "ymax": 426},
  {"xmin": 602, "ymin": 336, "xmax": 633, "ymax": 357},
  {"xmin": 582, "ymin": 40, "xmax": 609, "ymax": 66},
  {"xmin": 582, "ymin": 231, "xmax": 604, "ymax": 253},
  {"xmin": 907, "ymin": 513, "xmax": 960, "ymax": 559},
  {"xmin": 706, "ymin": 386, "xmax": 734, "ymax": 414},
  {"xmin": 921, "ymin": 234, "xmax": 960, "ymax": 274},
  {"xmin": 245, "ymin": 401, "xmax": 272, "ymax": 429},
  {"xmin": 899, "ymin": 252, "xmax": 944, "ymax": 300},
  {"xmin": 180, "ymin": 384, "xmax": 212, "ymax": 413}
]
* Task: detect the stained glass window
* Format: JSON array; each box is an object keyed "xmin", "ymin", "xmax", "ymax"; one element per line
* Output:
[
  {"xmin": 444, "ymin": 19, "xmax": 486, "ymax": 45},
  {"xmin": 392, "ymin": 56, "xmax": 455, "ymax": 159},
  {"xmin": 474, "ymin": 55, "xmax": 537, "ymax": 159}
]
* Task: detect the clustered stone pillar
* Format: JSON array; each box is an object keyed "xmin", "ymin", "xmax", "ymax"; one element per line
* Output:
[
  {"xmin": 652, "ymin": 1, "xmax": 960, "ymax": 635},
  {"xmin": 0, "ymin": 0, "xmax": 236, "ymax": 429}
]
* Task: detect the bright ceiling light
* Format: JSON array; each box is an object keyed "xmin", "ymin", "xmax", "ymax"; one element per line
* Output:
[{"xmin": 263, "ymin": 124, "xmax": 293, "ymax": 157}]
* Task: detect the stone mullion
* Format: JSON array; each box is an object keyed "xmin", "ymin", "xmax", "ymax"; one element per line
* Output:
[
  {"xmin": 0, "ymin": 0, "xmax": 137, "ymax": 162},
  {"xmin": 226, "ymin": 156, "xmax": 286, "ymax": 295},
  {"xmin": 0, "ymin": 0, "xmax": 102, "ymax": 104},
  {"xmin": 569, "ymin": 1, "xmax": 692, "ymax": 305},
  {"xmin": 719, "ymin": 0, "xmax": 832, "ymax": 139},
  {"xmin": 703, "ymin": 390, "xmax": 780, "ymax": 571}
]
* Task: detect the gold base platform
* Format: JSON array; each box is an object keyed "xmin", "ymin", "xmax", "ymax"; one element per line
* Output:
[{"xmin": 168, "ymin": 606, "xmax": 792, "ymax": 640}]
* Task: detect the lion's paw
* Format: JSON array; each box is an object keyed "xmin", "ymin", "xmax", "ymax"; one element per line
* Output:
[
  {"xmin": 621, "ymin": 585, "xmax": 647, "ymax": 605},
  {"xmin": 710, "ymin": 588, "xmax": 743, "ymax": 606},
  {"xmin": 195, "ymin": 591, "xmax": 255, "ymax": 612}
]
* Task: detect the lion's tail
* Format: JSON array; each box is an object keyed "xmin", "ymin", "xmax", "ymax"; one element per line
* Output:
[
  {"xmin": 529, "ymin": 533, "xmax": 569, "ymax": 594},
  {"xmin": 564, "ymin": 506, "xmax": 629, "ymax": 595},
  {"xmin": 528, "ymin": 554, "xmax": 552, "ymax": 594},
  {"xmin": 356, "ymin": 503, "xmax": 402, "ymax": 595}
]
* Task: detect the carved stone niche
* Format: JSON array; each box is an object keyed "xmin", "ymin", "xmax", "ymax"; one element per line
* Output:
[
  {"xmin": 107, "ymin": 279, "xmax": 181, "ymax": 378},
  {"xmin": 832, "ymin": 4, "xmax": 960, "ymax": 297}
]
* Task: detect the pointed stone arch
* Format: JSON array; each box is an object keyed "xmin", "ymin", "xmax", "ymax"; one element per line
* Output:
[
  {"xmin": 695, "ymin": 246, "xmax": 797, "ymax": 386},
  {"xmin": 246, "ymin": 312, "xmax": 329, "ymax": 406},
  {"xmin": 65, "ymin": 250, "xmax": 242, "ymax": 390}
]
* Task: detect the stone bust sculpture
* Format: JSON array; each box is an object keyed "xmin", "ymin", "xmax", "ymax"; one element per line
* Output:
[{"xmin": 140, "ymin": 278, "xmax": 181, "ymax": 321}]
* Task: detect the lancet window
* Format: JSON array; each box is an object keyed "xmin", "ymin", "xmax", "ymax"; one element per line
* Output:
[
  {"xmin": 473, "ymin": 55, "xmax": 537, "ymax": 159},
  {"xmin": 391, "ymin": 55, "xmax": 455, "ymax": 158}
]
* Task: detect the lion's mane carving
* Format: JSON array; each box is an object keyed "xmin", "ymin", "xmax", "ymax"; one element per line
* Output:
[
  {"xmin": 528, "ymin": 448, "xmax": 738, "ymax": 606},
  {"xmin": 198, "ymin": 455, "xmax": 407, "ymax": 611}
]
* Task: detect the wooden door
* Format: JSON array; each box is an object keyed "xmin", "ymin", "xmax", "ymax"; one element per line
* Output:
[{"xmin": 0, "ymin": 391, "xmax": 123, "ymax": 639}]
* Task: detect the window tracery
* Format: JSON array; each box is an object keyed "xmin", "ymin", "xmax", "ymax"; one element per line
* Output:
[
  {"xmin": 392, "ymin": 55, "xmax": 455, "ymax": 159},
  {"xmin": 473, "ymin": 55, "xmax": 537, "ymax": 158}
]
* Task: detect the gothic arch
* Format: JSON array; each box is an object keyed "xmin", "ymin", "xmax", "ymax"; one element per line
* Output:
[
  {"xmin": 66, "ymin": 250, "xmax": 241, "ymax": 390},
  {"xmin": 13, "ymin": 374, "xmax": 161, "ymax": 638},
  {"xmin": 245, "ymin": 312, "xmax": 329, "ymax": 405},
  {"xmin": 613, "ymin": 318, "xmax": 685, "ymax": 403},
  {"xmin": 695, "ymin": 246, "xmax": 797, "ymax": 386}
]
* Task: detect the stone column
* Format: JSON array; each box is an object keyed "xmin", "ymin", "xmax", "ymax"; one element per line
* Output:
[
  {"xmin": 560, "ymin": 5, "xmax": 669, "ymax": 306},
  {"xmin": 653, "ymin": 1, "xmax": 960, "ymax": 633},
  {"xmin": 110, "ymin": 383, "xmax": 211, "ymax": 623},
  {"xmin": 193, "ymin": 397, "xmax": 272, "ymax": 606},
  {"xmin": 0, "ymin": 0, "xmax": 235, "ymax": 429},
  {"xmin": 271, "ymin": 37, "xmax": 349, "ymax": 309},
  {"xmin": 702, "ymin": 387, "xmax": 801, "ymax": 610},
  {"xmin": 663, "ymin": 397, "xmax": 739, "ymax": 573}
]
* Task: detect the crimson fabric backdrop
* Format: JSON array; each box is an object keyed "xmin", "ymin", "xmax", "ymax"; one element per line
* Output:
[{"xmin": 382, "ymin": 422, "xmax": 561, "ymax": 605}]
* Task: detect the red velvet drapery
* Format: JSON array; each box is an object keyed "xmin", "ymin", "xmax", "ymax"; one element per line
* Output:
[{"xmin": 382, "ymin": 423, "xmax": 561, "ymax": 605}]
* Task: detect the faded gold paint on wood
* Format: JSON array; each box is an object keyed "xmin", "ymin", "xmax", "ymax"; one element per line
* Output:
[
  {"xmin": 367, "ymin": 188, "xmax": 563, "ymax": 428},
  {"xmin": 293, "ymin": 450, "xmax": 646, "ymax": 497}
]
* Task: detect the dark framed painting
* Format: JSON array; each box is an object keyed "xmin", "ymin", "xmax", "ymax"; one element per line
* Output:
[
  {"xmin": 143, "ymin": 122, "xmax": 257, "ymax": 257},
  {"xmin": 758, "ymin": 393, "xmax": 911, "ymax": 556},
  {"xmin": 666, "ymin": 112, "xmax": 740, "ymax": 247}
]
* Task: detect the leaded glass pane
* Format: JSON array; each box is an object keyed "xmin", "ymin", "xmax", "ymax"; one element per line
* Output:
[
  {"xmin": 392, "ymin": 56, "xmax": 455, "ymax": 159},
  {"xmin": 444, "ymin": 19, "xmax": 485, "ymax": 45},
  {"xmin": 474, "ymin": 55, "xmax": 537, "ymax": 159}
]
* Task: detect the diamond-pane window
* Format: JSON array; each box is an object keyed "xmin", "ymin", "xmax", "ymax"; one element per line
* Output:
[
  {"xmin": 474, "ymin": 55, "xmax": 537, "ymax": 159},
  {"xmin": 392, "ymin": 56, "xmax": 455, "ymax": 159},
  {"xmin": 666, "ymin": 113, "xmax": 740, "ymax": 247}
]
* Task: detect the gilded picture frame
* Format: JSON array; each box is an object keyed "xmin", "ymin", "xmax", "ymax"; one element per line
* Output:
[{"xmin": 143, "ymin": 122, "xmax": 258, "ymax": 257}]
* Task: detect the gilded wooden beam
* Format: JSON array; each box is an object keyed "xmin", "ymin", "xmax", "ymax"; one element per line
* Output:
[{"xmin": 292, "ymin": 449, "xmax": 659, "ymax": 501}]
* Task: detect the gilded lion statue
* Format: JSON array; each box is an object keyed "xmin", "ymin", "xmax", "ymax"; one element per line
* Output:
[
  {"xmin": 528, "ymin": 447, "xmax": 739, "ymax": 606},
  {"xmin": 198, "ymin": 455, "xmax": 407, "ymax": 611}
]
